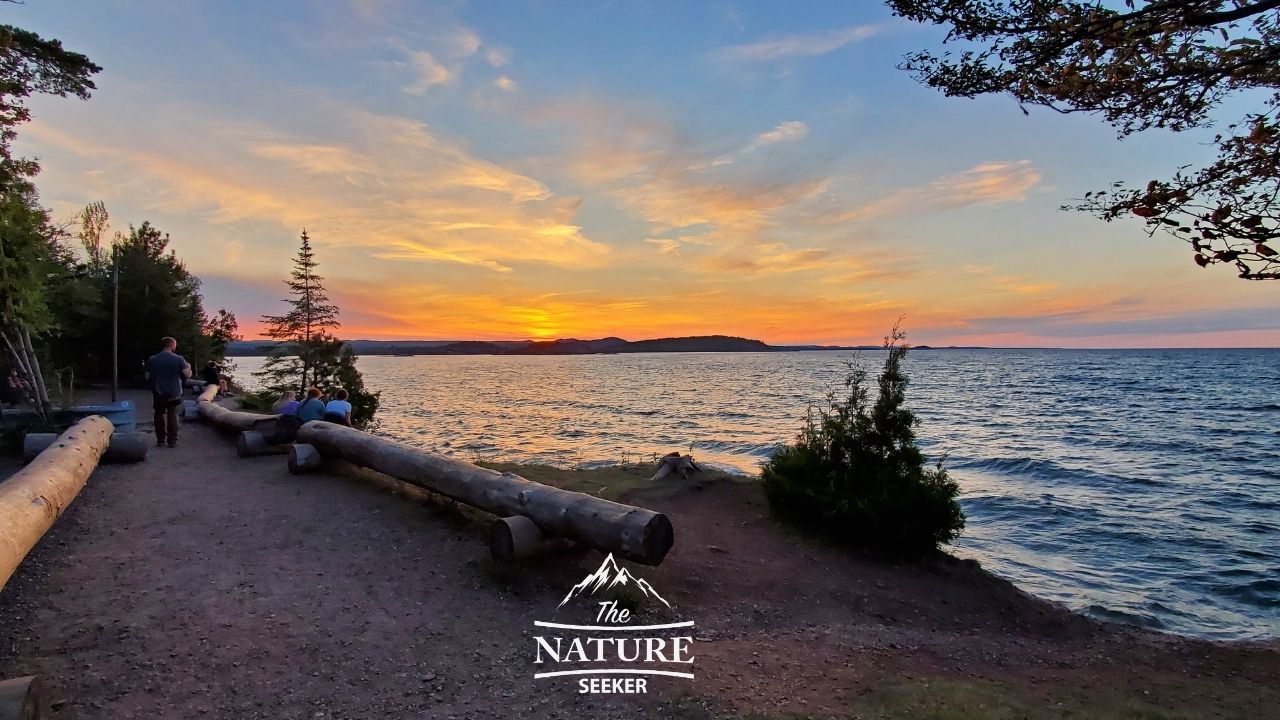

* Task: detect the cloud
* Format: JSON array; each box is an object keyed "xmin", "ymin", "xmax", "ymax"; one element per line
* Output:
[
  {"xmin": 746, "ymin": 120, "xmax": 808, "ymax": 150},
  {"xmin": 402, "ymin": 49, "xmax": 453, "ymax": 94},
  {"xmin": 494, "ymin": 75, "xmax": 517, "ymax": 92},
  {"xmin": 26, "ymin": 106, "xmax": 608, "ymax": 274},
  {"xmin": 485, "ymin": 47, "xmax": 512, "ymax": 67},
  {"xmin": 711, "ymin": 24, "xmax": 879, "ymax": 64},
  {"xmin": 830, "ymin": 160, "xmax": 1042, "ymax": 224}
]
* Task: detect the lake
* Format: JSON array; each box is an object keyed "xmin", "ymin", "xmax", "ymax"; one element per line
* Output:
[{"xmin": 233, "ymin": 349, "xmax": 1280, "ymax": 641}]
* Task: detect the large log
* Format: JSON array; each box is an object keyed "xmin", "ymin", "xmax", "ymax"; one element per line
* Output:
[
  {"xmin": 297, "ymin": 422, "xmax": 674, "ymax": 565},
  {"xmin": 22, "ymin": 432, "xmax": 149, "ymax": 464},
  {"xmin": 196, "ymin": 384, "xmax": 279, "ymax": 436},
  {"xmin": 0, "ymin": 416, "xmax": 113, "ymax": 590},
  {"xmin": 0, "ymin": 675, "xmax": 46, "ymax": 720}
]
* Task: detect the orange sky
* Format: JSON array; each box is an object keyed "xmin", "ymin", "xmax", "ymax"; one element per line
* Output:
[{"xmin": 14, "ymin": 1, "xmax": 1279, "ymax": 348}]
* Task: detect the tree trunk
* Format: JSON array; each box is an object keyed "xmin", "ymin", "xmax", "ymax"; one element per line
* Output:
[
  {"xmin": 0, "ymin": 416, "xmax": 114, "ymax": 590},
  {"xmin": 296, "ymin": 422, "xmax": 675, "ymax": 565},
  {"xmin": 18, "ymin": 326, "xmax": 52, "ymax": 415},
  {"xmin": 0, "ymin": 329, "xmax": 44, "ymax": 424},
  {"xmin": 0, "ymin": 675, "xmax": 46, "ymax": 720},
  {"xmin": 22, "ymin": 432, "xmax": 149, "ymax": 464}
]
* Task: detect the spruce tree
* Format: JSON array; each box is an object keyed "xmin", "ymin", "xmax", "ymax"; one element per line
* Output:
[
  {"xmin": 255, "ymin": 230, "xmax": 378, "ymax": 429},
  {"xmin": 256, "ymin": 230, "xmax": 340, "ymax": 394}
]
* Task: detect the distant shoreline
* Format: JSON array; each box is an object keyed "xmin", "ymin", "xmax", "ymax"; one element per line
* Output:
[{"xmin": 225, "ymin": 336, "xmax": 1277, "ymax": 357}]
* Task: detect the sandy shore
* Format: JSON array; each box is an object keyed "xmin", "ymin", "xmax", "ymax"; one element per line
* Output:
[{"xmin": 0, "ymin": 389, "xmax": 1276, "ymax": 718}]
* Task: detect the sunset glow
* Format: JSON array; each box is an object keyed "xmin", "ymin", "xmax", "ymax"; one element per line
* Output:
[{"xmin": 13, "ymin": 1, "xmax": 1278, "ymax": 347}]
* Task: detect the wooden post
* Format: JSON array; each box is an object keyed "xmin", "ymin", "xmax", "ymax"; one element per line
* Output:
[
  {"xmin": 297, "ymin": 422, "xmax": 675, "ymax": 565},
  {"xmin": 22, "ymin": 432, "xmax": 148, "ymax": 464},
  {"xmin": 0, "ymin": 417, "xmax": 114, "ymax": 590},
  {"xmin": 288, "ymin": 443, "xmax": 324, "ymax": 474},
  {"xmin": 0, "ymin": 675, "xmax": 46, "ymax": 720}
]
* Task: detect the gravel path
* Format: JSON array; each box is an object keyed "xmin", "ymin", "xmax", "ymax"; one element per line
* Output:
[{"xmin": 0, "ymin": 410, "xmax": 645, "ymax": 719}]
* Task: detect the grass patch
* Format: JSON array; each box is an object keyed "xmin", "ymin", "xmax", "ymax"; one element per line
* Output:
[{"xmin": 478, "ymin": 461, "xmax": 748, "ymax": 503}]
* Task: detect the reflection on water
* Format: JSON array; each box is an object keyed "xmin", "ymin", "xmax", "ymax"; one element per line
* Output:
[{"xmin": 234, "ymin": 349, "xmax": 1280, "ymax": 640}]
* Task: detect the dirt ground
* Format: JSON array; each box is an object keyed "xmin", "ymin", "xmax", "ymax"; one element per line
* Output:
[{"xmin": 0, "ymin": 391, "xmax": 1276, "ymax": 719}]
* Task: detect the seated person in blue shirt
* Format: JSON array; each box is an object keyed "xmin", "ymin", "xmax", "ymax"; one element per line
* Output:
[
  {"xmin": 324, "ymin": 388, "xmax": 354, "ymax": 426},
  {"xmin": 296, "ymin": 387, "xmax": 327, "ymax": 423}
]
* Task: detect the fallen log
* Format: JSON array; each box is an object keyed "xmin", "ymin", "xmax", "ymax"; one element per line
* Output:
[
  {"xmin": 650, "ymin": 452, "xmax": 701, "ymax": 481},
  {"xmin": 197, "ymin": 384, "xmax": 279, "ymax": 437},
  {"xmin": 0, "ymin": 416, "xmax": 114, "ymax": 590},
  {"xmin": 0, "ymin": 675, "xmax": 46, "ymax": 720},
  {"xmin": 22, "ymin": 432, "xmax": 149, "ymax": 464},
  {"xmin": 297, "ymin": 422, "xmax": 674, "ymax": 565},
  {"xmin": 237, "ymin": 430, "xmax": 290, "ymax": 458}
]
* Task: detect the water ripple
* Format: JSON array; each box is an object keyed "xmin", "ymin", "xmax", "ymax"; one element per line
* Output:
[{"xmin": 234, "ymin": 348, "xmax": 1280, "ymax": 640}]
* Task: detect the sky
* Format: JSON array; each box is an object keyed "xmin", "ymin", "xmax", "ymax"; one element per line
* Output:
[{"xmin": 9, "ymin": 0, "xmax": 1279, "ymax": 347}]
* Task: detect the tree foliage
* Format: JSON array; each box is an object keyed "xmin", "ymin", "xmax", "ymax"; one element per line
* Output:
[
  {"xmin": 762, "ymin": 326, "xmax": 964, "ymax": 555},
  {"xmin": 888, "ymin": 0, "xmax": 1280, "ymax": 279},
  {"xmin": 0, "ymin": 24, "xmax": 100, "ymax": 191}
]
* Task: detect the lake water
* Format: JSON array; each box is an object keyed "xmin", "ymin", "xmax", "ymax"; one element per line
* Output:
[{"xmin": 233, "ymin": 349, "xmax": 1280, "ymax": 641}]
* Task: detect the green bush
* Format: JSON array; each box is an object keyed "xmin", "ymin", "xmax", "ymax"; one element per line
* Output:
[{"xmin": 762, "ymin": 326, "xmax": 964, "ymax": 555}]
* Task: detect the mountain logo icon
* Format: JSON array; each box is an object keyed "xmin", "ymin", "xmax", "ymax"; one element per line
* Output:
[{"xmin": 558, "ymin": 553, "xmax": 671, "ymax": 609}]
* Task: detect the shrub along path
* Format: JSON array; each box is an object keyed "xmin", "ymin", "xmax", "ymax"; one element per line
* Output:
[{"xmin": 0, "ymin": 391, "xmax": 1276, "ymax": 719}]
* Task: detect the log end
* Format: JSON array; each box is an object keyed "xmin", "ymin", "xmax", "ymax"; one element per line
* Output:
[
  {"xmin": 0, "ymin": 675, "xmax": 47, "ymax": 720},
  {"xmin": 288, "ymin": 443, "xmax": 323, "ymax": 474},
  {"xmin": 489, "ymin": 516, "xmax": 543, "ymax": 561},
  {"xmin": 635, "ymin": 512, "xmax": 675, "ymax": 566}
]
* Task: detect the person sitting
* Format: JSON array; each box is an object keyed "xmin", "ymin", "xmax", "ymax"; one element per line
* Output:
[
  {"xmin": 2, "ymin": 370, "xmax": 25, "ymax": 407},
  {"xmin": 323, "ymin": 388, "xmax": 353, "ymax": 427},
  {"xmin": 295, "ymin": 387, "xmax": 327, "ymax": 423},
  {"xmin": 200, "ymin": 361, "xmax": 231, "ymax": 396},
  {"xmin": 273, "ymin": 390, "xmax": 299, "ymax": 415}
]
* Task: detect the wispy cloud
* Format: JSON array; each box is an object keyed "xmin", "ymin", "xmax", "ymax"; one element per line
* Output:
[
  {"xmin": 711, "ymin": 24, "xmax": 879, "ymax": 64},
  {"xmin": 402, "ymin": 49, "xmax": 453, "ymax": 94},
  {"xmin": 746, "ymin": 120, "xmax": 808, "ymax": 150},
  {"xmin": 830, "ymin": 160, "xmax": 1042, "ymax": 224},
  {"xmin": 27, "ymin": 105, "xmax": 607, "ymax": 275}
]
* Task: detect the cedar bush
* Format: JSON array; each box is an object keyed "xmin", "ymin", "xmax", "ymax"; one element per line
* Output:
[{"xmin": 762, "ymin": 326, "xmax": 964, "ymax": 555}]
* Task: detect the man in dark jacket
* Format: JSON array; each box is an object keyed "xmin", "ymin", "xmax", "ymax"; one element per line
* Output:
[{"xmin": 144, "ymin": 336, "xmax": 191, "ymax": 447}]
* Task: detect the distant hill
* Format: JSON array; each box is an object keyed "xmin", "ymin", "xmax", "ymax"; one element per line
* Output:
[{"xmin": 226, "ymin": 334, "xmax": 860, "ymax": 357}]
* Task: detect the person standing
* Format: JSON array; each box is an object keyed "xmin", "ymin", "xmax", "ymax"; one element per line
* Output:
[{"xmin": 145, "ymin": 336, "xmax": 192, "ymax": 448}]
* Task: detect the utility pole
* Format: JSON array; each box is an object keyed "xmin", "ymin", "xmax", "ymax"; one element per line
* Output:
[{"xmin": 111, "ymin": 243, "xmax": 119, "ymax": 403}]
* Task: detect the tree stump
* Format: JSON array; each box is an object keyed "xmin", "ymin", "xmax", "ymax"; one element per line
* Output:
[
  {"xmin": 0, "ymin": 675, "xmax": 46, "ymax": 720},
  {"xmin": 288, "ymin": 443, "xmax": 324, "ymax": 474},
  {"xmin": 650, "ymin": 452, "xmax": 701, "ymax": 481},
  {"xmin": 22, "ymin": 432, "xmax": 148, "ymax": 464}
]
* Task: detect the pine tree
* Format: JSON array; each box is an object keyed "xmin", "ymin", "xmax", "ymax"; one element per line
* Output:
[{"xmin": 256, "ymin": 230, "xmax": 340, "ymax": 394}]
